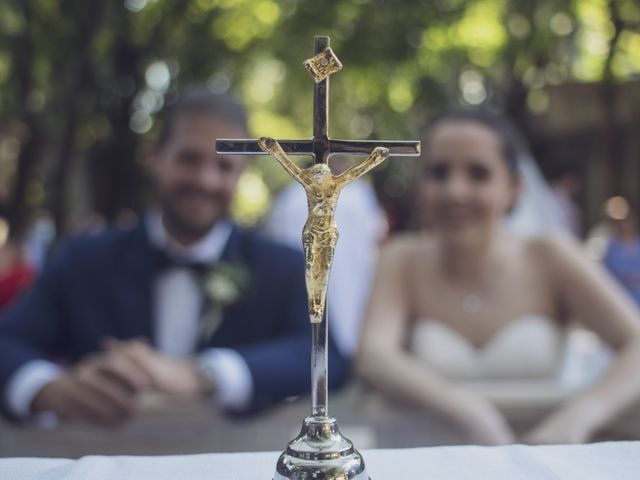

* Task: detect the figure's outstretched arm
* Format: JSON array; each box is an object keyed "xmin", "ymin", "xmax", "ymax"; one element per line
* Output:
[
  {"xmin": 336, "ymin": 146, "xmax": 389, "ymax": 187},
  {"xmin": 259, "ymin": 137, "xmax": 308, "ymax": 186}
]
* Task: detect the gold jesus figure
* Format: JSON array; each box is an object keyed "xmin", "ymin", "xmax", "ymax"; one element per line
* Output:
[{"xmin": 259, "ymin": 137, "xmax": 389, "ymax": 323}]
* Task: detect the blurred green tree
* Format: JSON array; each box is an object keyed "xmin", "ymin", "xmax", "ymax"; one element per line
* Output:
[{"xmin": 0, "ymin": 0, "xmax": 638, "ymax": 237}]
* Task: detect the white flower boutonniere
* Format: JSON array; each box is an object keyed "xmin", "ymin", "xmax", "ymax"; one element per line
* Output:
[{"xmin": 200, "ymin": 262, "xmax": 250, "ymax": 341}]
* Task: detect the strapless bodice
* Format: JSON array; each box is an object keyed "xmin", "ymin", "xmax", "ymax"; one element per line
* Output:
[{"xmin": 410, "ymin": 316, "xmax": 565, "ymax": 381}]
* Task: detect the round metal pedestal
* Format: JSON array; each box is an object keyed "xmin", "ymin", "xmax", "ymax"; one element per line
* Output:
[{"xmin": 273, "ymin": 416, "xmax": 369, "ymax": 480}]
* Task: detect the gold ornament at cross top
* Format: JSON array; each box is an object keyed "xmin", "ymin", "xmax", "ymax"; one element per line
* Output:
[{"xmin": 303, "ymin": 46, "xmax": 343, "ymax": 83}]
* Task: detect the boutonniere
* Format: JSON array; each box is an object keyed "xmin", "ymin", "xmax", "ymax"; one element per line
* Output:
[{"xmin": 199, "ymin": 261, "xmax": 250, "ymax": 341}]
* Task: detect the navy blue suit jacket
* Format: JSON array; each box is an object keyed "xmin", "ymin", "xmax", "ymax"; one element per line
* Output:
[{"xmin": 0, "ymin": 220, "xmax": 348, "ymax": 414}]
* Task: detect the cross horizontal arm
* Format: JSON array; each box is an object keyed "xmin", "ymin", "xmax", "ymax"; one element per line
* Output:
[
  {"xmin": 216, "ymin": 139, "xmax": 313, "ymax": 156},
  {"xmin": 216, "ymin": 138, "xmax": 420, "ymax": 157},
  {"xmin": 329, "ymin": 139, "xmax": 420, "ymax": 157}
]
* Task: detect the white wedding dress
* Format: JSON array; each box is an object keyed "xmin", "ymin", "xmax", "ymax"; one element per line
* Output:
[
  {"xmin": 411, "ymin": 315, "xmax": 564, "ymax": 381},
  {"xmin": 409, "ymin": 316, "xmax": 602, "ymax": 409}
]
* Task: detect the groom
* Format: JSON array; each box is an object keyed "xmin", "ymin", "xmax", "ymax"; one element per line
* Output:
[{"xmin": 0, "ymin": 88, "xmax": 347, "ymax": 426}]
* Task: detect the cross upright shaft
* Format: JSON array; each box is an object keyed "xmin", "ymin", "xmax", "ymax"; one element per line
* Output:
[{"xmin": 312, "ymin": 36, "xmax": 330, "ymax": 164}]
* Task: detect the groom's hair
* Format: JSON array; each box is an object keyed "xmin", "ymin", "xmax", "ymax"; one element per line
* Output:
[{"xmin": 155, "ymin": 86, "xmax": 248, "ymax": 149}]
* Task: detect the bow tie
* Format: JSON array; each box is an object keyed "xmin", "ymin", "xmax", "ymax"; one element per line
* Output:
[
  {"xmin": 151, "ymin": 247, "xmax": 224, "ymax": 345},
  {"xmin": 152, "ymin": 248, "xmax": 214, "ymax": 277}
]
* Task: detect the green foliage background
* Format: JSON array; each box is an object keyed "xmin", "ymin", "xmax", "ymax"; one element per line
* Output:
[{"xmin": 0, "ymin": 0, "xmax": 638, "ymax": 236}]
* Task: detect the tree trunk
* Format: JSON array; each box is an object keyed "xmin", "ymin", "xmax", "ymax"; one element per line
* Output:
[{"xmin": 6, "ymin": 4, "xmax": 41, "ymax": 239}]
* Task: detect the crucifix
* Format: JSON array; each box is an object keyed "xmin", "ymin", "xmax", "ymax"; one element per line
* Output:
[
  {"xmin": 217, "ymin": 34, "xmax": 420, "ymax": 480},
  {"xmin": 216, "ymin": 37, "xmax": 420, "ymax": 416},
  {"xmin": 217, "ymin": 36, "xmax": 420, "ymax": 423}
]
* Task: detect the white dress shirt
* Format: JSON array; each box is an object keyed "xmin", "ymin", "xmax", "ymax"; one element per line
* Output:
[{"xmin": 4, "ymin": 212, "xmax": 253, "ymax": 419}]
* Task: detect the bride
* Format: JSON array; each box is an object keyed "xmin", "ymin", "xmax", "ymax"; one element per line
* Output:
[{"xmin": 357, "ymin": 110, "xmax": 640, "ymax": 445}]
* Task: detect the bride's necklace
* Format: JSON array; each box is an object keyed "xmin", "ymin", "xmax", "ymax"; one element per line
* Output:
[
  {"xmin": 461, "ymin": 293, "xmax": 483, "ymax": 315},
  {"xmin": 442, "ymin": 247, "xmax": 494, "ymax": 316}
]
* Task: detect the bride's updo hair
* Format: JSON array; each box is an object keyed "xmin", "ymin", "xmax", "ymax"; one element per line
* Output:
[{"xmin": 427, "ymin": 109, "xmax": 523, "ymax": 179}]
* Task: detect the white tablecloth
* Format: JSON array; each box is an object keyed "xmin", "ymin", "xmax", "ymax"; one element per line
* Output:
[{"xmin": 2, "ymin": 442, "xmax": 639, "ymax": 479}]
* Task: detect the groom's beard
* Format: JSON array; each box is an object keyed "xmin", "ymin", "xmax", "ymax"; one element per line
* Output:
[{"xmin": 159, "ymin": 188, "xmax": 229, "ymax": 244}]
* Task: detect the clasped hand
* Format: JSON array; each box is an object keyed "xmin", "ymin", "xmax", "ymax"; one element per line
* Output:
[{"xmin": 31, "ymin": 339, "xmax": 211, "ymax": 427}]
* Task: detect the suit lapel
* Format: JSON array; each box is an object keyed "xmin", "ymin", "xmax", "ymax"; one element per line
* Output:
[
  {"xmin": 114, "ymin": 221, "xmax": 155, "ymax": 342},
  {"xmin": 200, "ymin": 225, "xmax": 251, "ymax": 349},
  {"xmin": 219, "ymin": 224, "xmax": 244, "ymax": 264}
]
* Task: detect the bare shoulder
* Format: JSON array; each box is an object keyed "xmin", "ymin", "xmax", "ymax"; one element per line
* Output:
[
  {"xmin": 525, "ymin": 232, "xmax": 581, "ymax": 258},
  {"xmin": 524, "ymin": 232, "xmax": 590, "ymax": 275}
]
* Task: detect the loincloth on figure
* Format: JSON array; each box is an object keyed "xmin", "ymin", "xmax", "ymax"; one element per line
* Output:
[{"xmin": 302, "ymin": 225, "xmax": 339, "ymax": 323}]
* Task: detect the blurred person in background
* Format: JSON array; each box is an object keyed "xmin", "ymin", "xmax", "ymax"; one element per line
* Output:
[
  {"xmin": 263, "ymin": 156, "xmax": 388, "ymax": 358},
  {"xmin": 0, "ymin": 88, "xmax": 347, "ymax": 426},
  {"xmin": 357, "ymin": 110, "xmax": 640, "ymax": 445},
  {"xmin": 602, "ymin": 198, "xmax": 640, "ymax": 308},
  {"xmin": 585, "ymin": 197, "xmax": 632, "ymax": 261}
]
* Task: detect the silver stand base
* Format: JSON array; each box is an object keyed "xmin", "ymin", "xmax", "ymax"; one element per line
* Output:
[{"xmin": 274, "ymin": 416, "xmax": 369, "ymax": 480}]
